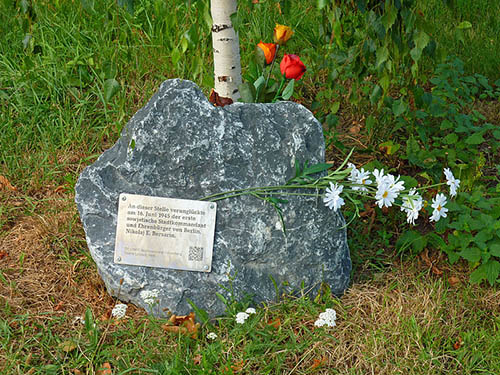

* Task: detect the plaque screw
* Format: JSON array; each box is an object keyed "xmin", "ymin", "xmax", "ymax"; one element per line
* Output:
[
  {"xmin": 210, "ymin": 204, "xmax": 214, "ymax": 209},
  {"xmin": 204, "ymin": 265, "xmax": 209, "ymax": 270},
  {"xmin": 117, "ymin": 257, "xmax": 122, "ymax": 262},
  {"xmin": 122, "ymin": 196, "xmax": 127, "ymax": 201}
]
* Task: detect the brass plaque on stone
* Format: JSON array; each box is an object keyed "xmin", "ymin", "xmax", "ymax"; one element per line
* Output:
[{"xmin": 114, "ymin": 193, "xmax": 216, "ymax": 272}]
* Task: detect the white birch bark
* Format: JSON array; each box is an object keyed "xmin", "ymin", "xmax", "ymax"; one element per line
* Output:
[{"xmin": 210, "ymin": 0, "xmax": 242, "ymax": 101}]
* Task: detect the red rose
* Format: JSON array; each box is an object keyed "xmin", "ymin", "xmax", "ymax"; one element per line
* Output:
[{"xmin": 280, "ymin": 54, "xmax": 306, "ymax": 80}]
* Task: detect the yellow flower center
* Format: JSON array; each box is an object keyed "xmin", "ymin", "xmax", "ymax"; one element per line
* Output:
[
  {"xmin": 437, "ymin": 205, "xmax": 442, "ymax": 211},
  {"xmin": 383, "ymin": 191, "xmax": 388, "ymax": 198}
]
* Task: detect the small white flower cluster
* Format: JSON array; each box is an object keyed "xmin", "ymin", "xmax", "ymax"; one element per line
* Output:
[
  {"xmin": 140, "ymin": 289, "xmax": 159, "ymax": 305},
  {"xmin": 206, "ymin": 332, "xmax": 218, "ymax": 340},
  {"xmin": 323, "ymin": 165, "xmax": 461, "ymax": 225},
  {"xmin": 235, "ymin": 307, "xmax": 257, "ymax": 324},
  {"xmin": 111, "ymin": 303, "xmax": 128, "ymax": 319},
  {"xmin": 314, "ymin": 308, "xmax": 336, "ymax": 328}
]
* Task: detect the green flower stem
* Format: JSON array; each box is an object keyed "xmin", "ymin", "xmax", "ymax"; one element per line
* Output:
[
  {"xmin": 272, "ymin": 75, "xmax": 287, "ymax": 103},
  {"xmin": 264, "ymin": 44, "xmax": 280, "ymax": 89}
]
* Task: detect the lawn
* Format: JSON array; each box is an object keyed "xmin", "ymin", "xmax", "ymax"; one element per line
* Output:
[{"xmin": 1, "ymin": 0, "xmax": 499, "ymax": 374}]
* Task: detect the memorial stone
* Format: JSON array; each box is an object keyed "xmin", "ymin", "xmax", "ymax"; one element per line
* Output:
[{"xmin": 75, "ymin": 79, "xmax": 351, "ymax": 317}]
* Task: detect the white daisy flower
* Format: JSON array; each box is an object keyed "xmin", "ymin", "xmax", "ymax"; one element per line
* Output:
[
  {"xmin": 384, "ymin": 174, "xmax": 405, "ymax": 193},
  {"xmin": 375, "ymin": 182, "xmax": 399, "ymax": 208},
  {"xmin": 111, "ymin": 303, "xmax": 128, "ymax": 319},
  {"xmin": 444, "ymin": 168, "xmax": 460, "ymax": 197},
  {"xmin": 401, "ymin": 189, "xmax": 423, "ymax": 225},
  {"xmin": 353, "ymin": 168, "xmax": 372, "ymax": 192},
  {"xmin": 372, "ymin": 168, "xmax": 386, "ymax": 185},
  {"xmin": 323, "ymin": 182, "xmax": 345, "ymax": 211},
  {"xmin": 235, "ymin": 312, "xmax": 249, "ymax": 324},
  {"xmin": 245, "ymin": 307, "xmax": 256, "ymax": 315},
  {"xmin": 430, "ymin": 193, "xmax": 448, "ymax": 222},
  {"xmin": 206, "ymin": 332, "xmax": 218, "ymax": 340}
]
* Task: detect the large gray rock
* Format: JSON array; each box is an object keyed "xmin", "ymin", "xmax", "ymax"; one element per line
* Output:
[{"xmin": 75, "ymin": 79, "xmax": 351, "ymax": 317}]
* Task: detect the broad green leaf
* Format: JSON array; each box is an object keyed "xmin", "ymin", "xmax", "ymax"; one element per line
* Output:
[
  {"xmin": 485, "ymin": 260, "xmax": 500, "ymax": 285},
  {"xmin": 392, "ymin": 99, "xmax": 407, "ymax": 116},
  {"xmin": 490, "ymin": 243, "xmax": 500, "ymax": 258},
  {"xmin": 414, "ymin": 31, "xmax": 430, "ymax": 51},
  {"xmin": 443, "ymin": 133, "xmax": 458, "ymax": 144},
  {"xmin": 171, "ymin": 47, "xmax": 181, "ymax": 65},
  {"xmin": 470, "ymin": 264, "xmax": 487, "ymax": 284},
  {"xmin": 459, "ymin": 247, "xmax": 481, "ymax": 262},
  {"xmin": 282, "ymin": 79, "xmax": 295, "ymax": 100},
  {"xmin": 103, "ymin": 79, "xmax": 120, "ymax": 102},
  {"xmin": 253, "ymin": 76, "xmax": 265, "ymax": 91},
  {"xmin": 465, "ymin": 132, "xmax": 485, "ymax": 145},
  {"xmin": 376, "ymin": 46, "xmax": 389, "ymax": 69},
  {"xmin": 238, "ymin": 82, "xmax": 255, "ymax": 103}
]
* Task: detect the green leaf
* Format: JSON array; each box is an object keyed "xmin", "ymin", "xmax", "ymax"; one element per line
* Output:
[
  {"xmin": 459, "ymin": 247, "xmax": 481, "ymax": 262},
  {"xmin": 465, "ymin": 132, "xmax": 485, "ymax": 145},
  {"xmin": 440, "ymin": 120, "xmax": 454, "ymax": 130},
  {"xmin": 490, "ymin": 243, "xmax": 500, "ymax": 258},
  {"xmin": 470, "ymin": 264, "xmax": 487, "ymax": 284},
  {"xmin": 171, "ymin": 47, "xmax": 181, "ymax": 65},
  {"xmin": 376, "ymin": 46, "xmax": 389, "ymax": 69},
  {"xmin": 282, "ymin": 79, "xmax": 295, "ymax": 100},
  {"xmin": 117, "ymin": 0, "xmax": 134, "ymax": 14},
  {"xmin": 443, "ymin": 133, "xmax": 458, "ymax": 144},
  {"xmin": 103, "ymin": 79, "xmax": 120, "ymax": 102},
  {"xmin": 414, "ymin": 31, "xmax": 430, "ymax": 50},
  {"xmin": 457, "ymin": 21, "xmax": 472, "ymax": 30},
  {"xmin": 493, "ymin": 130, "xmax": 500, "ymax": 140},
  {"xmin": 485, "ymin": 260, "xmax": 500, "ymax": 285},
  {"xmin": 392, "ymin": 99, "xmax": 407, "ymax": 116},
  {"xmin": 238, "ymin": 82, "xmax": 255, "ymax": 103},
  {"xmin": 317, "ymin": 0, "xmax": 328, "ymax": 10}
]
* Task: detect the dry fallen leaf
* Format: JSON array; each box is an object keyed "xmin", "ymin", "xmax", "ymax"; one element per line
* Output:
[
  {"xmin": 0, "ymin": 175, "xmax": 16, "ymax": 191},
  {"xmin": 431, "ymin": 265, "xmax": 443, "ymax": 276},
  {"xmin": 453, "ymin": 336, "xmax": 463, "ymax": 350},
  {"xmin": 163, "ymin": 312, "xmax": 200, "ymax": 339},
  {"xmin": 268, "ymin": 318, "xmax": 281, "ymax": 330},
  {"xmin": 230, "ymin": 360, "xmax": 244, "ymax": 372},
  {"xmin": 0, "ymin": 250, "xmax": 8, "ymax": 260},
  {"xmin": 54, "ymin": 301, "xmax": 64, "ymax": 311},
  {"xmin": 193, "ymin": 354, "xmax": 202, "ymax": 365},
  {"xmin": 448, "ymin": 276, "xmax": 461, "ymax": 287},
  {"xmin": 310, "ymin": 356, "xmax": 327, "ymax": 370},
  {"xmin": 59, "ymin": 340, "xmax": 77, "ymax": 353},
  {"xmin": 97, "ymin": 362, "xmax": 112, "ymax": 375}
]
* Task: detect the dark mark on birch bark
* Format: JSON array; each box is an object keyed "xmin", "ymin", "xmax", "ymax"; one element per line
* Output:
[{"xmin": 211, "ymin": 24, "xmax": 231, "ymax": 33}]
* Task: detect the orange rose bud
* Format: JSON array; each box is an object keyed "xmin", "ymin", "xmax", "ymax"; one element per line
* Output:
[
  {"xmin": 280, "ymin": 54, "xmax": 306, "ymax": 80},
  {"xmin": 257, "ymin": 41, "xmax": 277, "ymax": 65},
  {"xmin": 273, "ymin": 24, "xmax": 293, "ymax": 45}
]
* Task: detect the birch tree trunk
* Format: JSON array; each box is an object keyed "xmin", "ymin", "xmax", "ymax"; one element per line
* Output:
[{"xmin": 210, "ymin": 0, "xmax": 242, "ymax": 101}]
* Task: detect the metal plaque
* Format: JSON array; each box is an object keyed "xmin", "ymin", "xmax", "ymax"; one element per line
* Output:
[{"xmin": 114, "ymin": 193, "xmax": 217, "ymax": 272}]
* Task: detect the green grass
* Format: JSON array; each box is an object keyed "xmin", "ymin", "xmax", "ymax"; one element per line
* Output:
[
  {"xmin": 1, "ymin": 0, "xmax": 500, "ymax": 374},
  {"xmin": 417, "ymin": 0, "xmax": 500, "ymax": 79}
]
